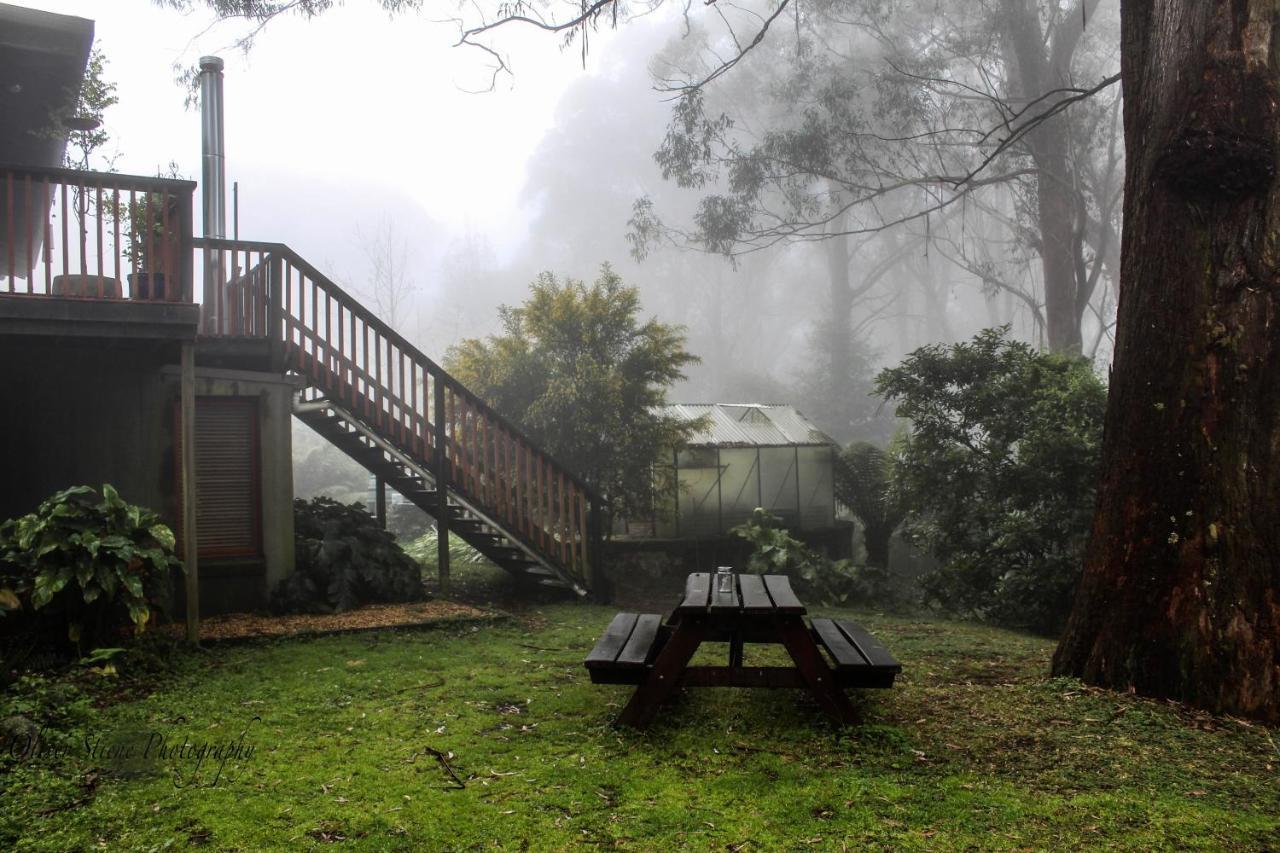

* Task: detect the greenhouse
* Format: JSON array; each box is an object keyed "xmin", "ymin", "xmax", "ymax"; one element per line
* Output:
[{"xmin": 653, "ymin": 404, "xmax": 837, "ymax": 539}]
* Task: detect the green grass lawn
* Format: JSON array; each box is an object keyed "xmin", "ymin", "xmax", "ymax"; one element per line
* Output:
[{"xmin": 2, "ymin": 601, "xmax": 1277, "ymax": 851}]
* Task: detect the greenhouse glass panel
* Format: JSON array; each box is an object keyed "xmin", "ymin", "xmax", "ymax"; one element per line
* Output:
[
  {"xmin": 719, "ymin": 448, "xmax": 760, "ymax": 531},
  {"xmin": 676, "ymin": 447, "xmax": 721, "ymax": 537},
  {"xmin": 759, "ymin": 447, "xmax": 799, "ymax": 526},
  {"xmin": 797, "ymin": 445, "xmax": 835, "ymax": 529}
]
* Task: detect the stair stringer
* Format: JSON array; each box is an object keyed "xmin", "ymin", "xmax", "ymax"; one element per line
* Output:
[{"xmin": 292, "ymin": 395, "xmax": 588, "ymax": 596}]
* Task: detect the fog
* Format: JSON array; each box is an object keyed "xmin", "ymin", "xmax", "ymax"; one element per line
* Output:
[{"xmin": 18, "ymin": 0, "xmax": 1122, "ymax": 446}]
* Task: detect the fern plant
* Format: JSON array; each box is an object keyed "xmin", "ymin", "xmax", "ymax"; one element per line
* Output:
[{"xmin": 834, "ymin": 441, "xmax": 907, "ymax": 570}]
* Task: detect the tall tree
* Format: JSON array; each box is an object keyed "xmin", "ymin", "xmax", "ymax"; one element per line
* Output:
[
  {"xmin": 629, "ymin": 0, "xmax": 1122, "ymax": 355},
  {"xmin": 1054, "ymin": 0, "xmax": 1280, "ymax": 722},
  {"xmin": 444, "ymin": 266, "xmax": 701, "ymax": 519},
  {"xmin": 168, "ymin": 0, "xmax": 1121, "ymax": 357}
]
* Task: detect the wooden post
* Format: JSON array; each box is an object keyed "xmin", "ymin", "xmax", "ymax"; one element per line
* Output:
[
  {"xmin": 673, "ymin": 448, "xmax": 680, "ymax": 539},
  {"xmin": 375, "ymin": 475, "xmax": 387, "ymax": 530},
  {"xmin": 179, "ymin": 187, "xmax": 195, "ymax": 304},
  {"xmin": 180, "ymin": 342, "xmax": 199, "ymax": 643},
  {"xmin": 716, "ymin": 448, "xmax": 724, "ymax": 536},
  {"xmin": 267, "ymin": 254, "xmax": 283, "ymax": 371},
  {"xmin": 433, "ymin": 377, "xmax": 450, "ymax": 594},
  {"xmin": 587, "ymin": 499, "xmax": 603, "ymax": 594},
  {"xmin": 794, "ymin": 446, "xmax": 802, "ymax": 529}
]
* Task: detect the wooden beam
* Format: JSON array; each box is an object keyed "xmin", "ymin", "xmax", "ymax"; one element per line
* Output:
[
  {"xmin": 375, "ymin": 475, "xmax": 387, "ymax": 529},
  {"xmin": 180, "ymin": 341, "xmax": 199, "ymax": 643},
  {"xmin": 433, "ymin": 378, "xmax": 450, "ymax": 594}
]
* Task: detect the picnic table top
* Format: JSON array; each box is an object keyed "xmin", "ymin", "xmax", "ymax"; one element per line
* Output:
[{"xmin": 676, "ymin": 571, "xmax": 806, "ymax": 616}]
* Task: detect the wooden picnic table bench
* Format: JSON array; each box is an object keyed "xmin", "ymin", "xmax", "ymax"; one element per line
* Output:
[{"xmin": 585, "ymin": 570, "xmax": 902, "ymax": 728}]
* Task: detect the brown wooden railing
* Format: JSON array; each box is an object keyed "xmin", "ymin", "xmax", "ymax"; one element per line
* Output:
[
  {"xmin": 0, "ymin": 163, "xmax": 602, "ymax": 589},
  {"xmin": 0, "ymin": 163, "xmax": 195, "ymax": 302},
  {"xmin": 194, "ymin": 237, "xmax": 604, "ymax": 589}
]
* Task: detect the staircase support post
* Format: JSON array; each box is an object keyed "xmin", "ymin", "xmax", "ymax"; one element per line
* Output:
[
  {"xmin": 587, "ymin": 500, "xmax": 605, "ymax": 600},
  {"xmin": 375, "ymin": 475, "xmax": 387, "ymax": 530},
  {"xmin": 433, "ymin": 377, "xmax": 451, "ymax": 594},
  {"xmin": 180, "ymin": 341, "xmax": 200, "ymax": 643}
]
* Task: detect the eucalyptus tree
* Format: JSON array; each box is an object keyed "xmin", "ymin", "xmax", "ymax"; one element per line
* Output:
[
  {"xmin": 1054, "ymin": 0, "xmax": 1280, "ymax": 723},
  {"xmin": 627, "ymin": 0, "xmax": 1122, "ymax": 357}
]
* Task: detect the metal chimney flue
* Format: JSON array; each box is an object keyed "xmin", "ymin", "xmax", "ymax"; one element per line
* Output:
[
  {"xmin": 199, "ymin": 56, "xmax": 226, "ymax": 240},
  {"xmin": 198, "ymin": 56, "xmax": 225, "ymax": 330}
]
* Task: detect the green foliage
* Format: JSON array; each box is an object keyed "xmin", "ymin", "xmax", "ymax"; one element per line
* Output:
[
  {"xmin": 876, "ymin": 327, "xmax": 1107, "ymax": 633},
  {"xmin": 729, "ymin": 508, "xmax": 870, "ymax": 607},
  {"xmin": 124, "ymin": 194, "xmax": 169, "ymax": 271},
  {"xmin": 272, "ymin": 497, "xmax": 425, "ymax": 614},
  {"xmin": 404, "ymin": 528, "xmax": 490, "ymax": 571},
  {"xmin": 69, "ymin": 49, "xmax": 117, "ymax": 167},
  {"xmin": 445, "ymin": 265, "xmax": 702, "ymax": 519},
  {"xmin": 9, "ymin": 605, "xmax": 1278, "ymax": 850},
  {"xmin": 834, "ymin": 441, "xmax": 907, "ymax": 570},
  {"xmin": 0, "ymin": 485, "xmax": 181, "ymax": 649}
]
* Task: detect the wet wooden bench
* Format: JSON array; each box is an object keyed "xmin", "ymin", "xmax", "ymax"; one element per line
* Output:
[
  {"xmin": 810, "ymin": 618, "xmax": 902, "ymax": 688},
  {"xmin": 584, "ymin": 612, "xmax": 667, "ymax": 685}
]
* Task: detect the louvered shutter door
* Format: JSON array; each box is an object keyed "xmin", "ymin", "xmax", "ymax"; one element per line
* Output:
[{"xmin": 192, "ymin": 398, "xmax": 261, "ymax": 558}]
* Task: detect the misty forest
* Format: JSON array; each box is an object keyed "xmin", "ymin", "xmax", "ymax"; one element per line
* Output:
[{"xmin": 1, "ymin": 0, "xmax": 1278, "ymax": 849}]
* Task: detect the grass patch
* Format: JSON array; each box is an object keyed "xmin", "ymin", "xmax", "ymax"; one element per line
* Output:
[{"xmin": 1, "ymin": 606, "xmax": 1276, "ymax": 850}]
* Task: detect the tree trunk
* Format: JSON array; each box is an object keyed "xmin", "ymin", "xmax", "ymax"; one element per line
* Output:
[
  {"xmin": 863, "ymin": 524, "xmax": 892, "ymax": 572},
  {"xmin": 822, "ymin": 199, "xmax": 857, "ymax": 441},
  {"xmin": 1002, "ymin": 0, "xmax": 1102, "ymax": 355},
  {"xmin": 1053, "ymin": 0, "xmax": 1280, "ymax": 723}
]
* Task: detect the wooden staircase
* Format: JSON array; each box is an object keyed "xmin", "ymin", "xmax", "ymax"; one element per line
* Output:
[{"xmin": 195, "ymin": 237, "xmax": 604, "ymax": 595}]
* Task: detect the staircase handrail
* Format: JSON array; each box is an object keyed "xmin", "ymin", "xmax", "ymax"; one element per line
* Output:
[{"xmin": 194, "ymin": 235, "xmax": 606, "ymax": 507}]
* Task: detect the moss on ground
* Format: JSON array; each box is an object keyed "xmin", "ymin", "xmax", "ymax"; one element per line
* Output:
[{"xmin": 1, "ymin": 604, "xmax": 1276, "ymax": 850}]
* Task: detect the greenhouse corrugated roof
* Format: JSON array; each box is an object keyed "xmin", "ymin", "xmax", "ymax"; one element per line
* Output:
[{"xmin": 658, "ymin": 403, "xmax": 834, "ymax": 447}]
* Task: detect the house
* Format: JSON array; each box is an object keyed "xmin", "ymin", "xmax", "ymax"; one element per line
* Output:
[{"xmin": 0, "ymin": 4, "xmax": 604, "ymax": 631}]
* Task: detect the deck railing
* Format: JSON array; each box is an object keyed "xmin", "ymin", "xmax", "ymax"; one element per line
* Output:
[
  {"xmin": 0, "ymin": 163, "xmax": 195, "ymax": 302},
  {"xmin": 195, "ymin": 237, "xmax": 605, "ymax": 587},
  {"xmin": 0, "ymin": 160, "xmax": 603, "ymax": 587}
]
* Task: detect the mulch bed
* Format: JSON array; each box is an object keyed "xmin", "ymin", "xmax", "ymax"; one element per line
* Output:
[{"xmin": 158, "ymin": 600, "xmax": 499, "ymax": 643}]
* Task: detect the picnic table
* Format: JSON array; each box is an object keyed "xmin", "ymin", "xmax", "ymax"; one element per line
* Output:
[{"xmin": 585, "ymin": 570, "xmax": 901, "ymax": 728}]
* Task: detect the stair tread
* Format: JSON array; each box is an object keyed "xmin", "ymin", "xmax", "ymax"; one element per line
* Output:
[{"xmin": 294, "ymin": 383, "xmax": 588, "ymax": 594}]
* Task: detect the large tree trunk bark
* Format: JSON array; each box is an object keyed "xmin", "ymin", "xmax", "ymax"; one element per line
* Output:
[{"xmin": 1053, "ymin": 0, "xmax": 1280, "ymax": 723}]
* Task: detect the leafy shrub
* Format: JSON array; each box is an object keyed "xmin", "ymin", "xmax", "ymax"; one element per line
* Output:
[
  {"xmin": 876, "ymin": 327, "xmax": 1106, "ymax": 633},
  {"xmin": 0, "ymin": 485, "xmax": 181, "ymax": 650},
  {"xmin": 444, "ymin": 266, "xmax": 701, "ymax": 519},
  {"xmin": 834, "ymin": 441, "xmax": 907, "ymax": 569},
  {"xmin": 272, "ymin": 497, "xmax": 425, "ymax": 614},
  {"xmin": 405, "ymin": 528, "xmax": 491, "ymax": 571},
  {"xmin": 729, "ymin": 508, "xmax": 883, "ymax": 607}
]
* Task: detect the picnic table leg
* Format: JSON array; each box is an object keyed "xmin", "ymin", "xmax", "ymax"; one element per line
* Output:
[
  {"xmin": 729, "ymin": 630, "xmax": 744, "ymax": 669},
  {"xmin": 775, "ymin": 616, "xmax": 858, "ymax": 726},
  {"xmin": 616, "ymin": 615, "xmax": 707, "ymax": 729}
]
